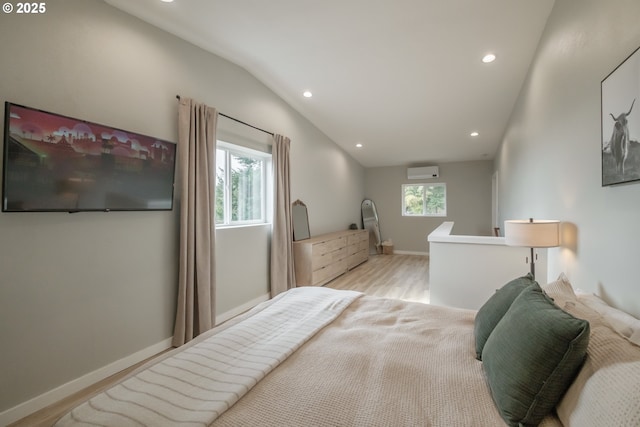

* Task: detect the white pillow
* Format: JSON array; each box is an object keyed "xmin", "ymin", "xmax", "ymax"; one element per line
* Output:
[
  {"xmin": 542, "ymin": 273, "xmax": 578, "ymax": 305},
  {"xmin": 556, "ymin": 300, "xmax": 640, "ymax": 426},
  {"xmin": 576, "ymin": 290, "xmax": 640, "ymax": 346}
]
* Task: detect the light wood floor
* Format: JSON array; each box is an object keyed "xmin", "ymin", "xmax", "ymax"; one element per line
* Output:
[
  {"xmin": 326, "ymin": 253, "xmax": 430, "ymax": 304},
  {"xmin": 10, "ymin": 253, "xmax": 428, "ymax": 426}
]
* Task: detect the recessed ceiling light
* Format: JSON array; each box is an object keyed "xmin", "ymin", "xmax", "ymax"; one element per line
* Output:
[
  {"xmin": 303, "ymin": 91, "xmax": 313, "ymax": 98},
  {"xmin": 356, "ymin": 143, "xmax": 363, "ymax": 148},
  {"xmin": 470, "ymin": 131, "xmax": 479, "ymax": 137},
  {"xmin": 160, "ymin": 0, "xmax": 174, "ymax": 3},
  {"xmin": 482, "ymin": 54, "xmax": 496, "ymax": 63}
]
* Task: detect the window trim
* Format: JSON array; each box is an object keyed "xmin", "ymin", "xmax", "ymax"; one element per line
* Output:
[
  {"xmin": 401, "ymin": 182, "xmax": 447, "ymax": 217},
  {"xmin": 216, "ymin": 140, "xmax": 272, "ymax": 228}
]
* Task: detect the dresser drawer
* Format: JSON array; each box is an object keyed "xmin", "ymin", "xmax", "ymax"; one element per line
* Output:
[
  {"xmin": 312, "ymin": 259, "xmax": 347, "ymax": 286},
  {"xmin": 346, "ymin": 249, "xmax": 368, "ymax": 269},
  {"xmin": 347, "ymin": 233, "xmax": 360, "ymax": 245},
  {"xmin": 313, "ymin": 237, "xmax": 346, "ymax": 256},
  {"xmin": 347, "ymin": 231, "xmax": 368, "ymax": 245},
  {"xmin": 313, "ymin": 246, "xmax": 346, "ymax": 270}
]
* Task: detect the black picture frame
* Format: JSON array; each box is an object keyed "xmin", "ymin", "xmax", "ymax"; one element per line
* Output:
[{"xmin": 601, "ymin": 45, "xmax": 640, "ymax": 186}]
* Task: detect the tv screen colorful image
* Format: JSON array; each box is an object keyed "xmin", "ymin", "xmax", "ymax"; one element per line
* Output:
[{"xmin": 2, "ymin": 102, "xmax": 177, "ymax": 212}]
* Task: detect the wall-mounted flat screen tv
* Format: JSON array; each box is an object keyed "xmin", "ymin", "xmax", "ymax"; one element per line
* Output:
[{"xmin": 2, "ymin": 102, "xmax": 177, "ymax": 212}]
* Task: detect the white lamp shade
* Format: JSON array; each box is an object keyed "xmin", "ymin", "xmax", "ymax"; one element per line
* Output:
[{"xmin": 504, "ymin": 219, "xmax": 560, "ymax": 248}]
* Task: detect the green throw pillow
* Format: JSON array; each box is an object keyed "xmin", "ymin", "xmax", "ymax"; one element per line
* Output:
[
  {"xmin": 474, "ymin": 274, "xmax": 538, "ymax": 360},
  {"xmin": 481, "ymin": 286, "xmax": 590, "ymax": 427}
]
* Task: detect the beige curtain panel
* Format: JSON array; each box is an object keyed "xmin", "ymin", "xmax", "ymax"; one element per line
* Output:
[
  {"xmin": 173, "ymin": 97, "xmax": 218, "ymax": 347},
  {"xmin": 270, "ymin": 134, "xmax": 296, "ymax": 297}
]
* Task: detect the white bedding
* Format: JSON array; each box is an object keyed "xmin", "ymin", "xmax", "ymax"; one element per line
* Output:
[
  {"xmin": 55, "ymin": 287, "xmax": 563, "ymax": 426},
  {"xmin": 212, "ymin": 291, "xmax": 562, "ymax": 427}
]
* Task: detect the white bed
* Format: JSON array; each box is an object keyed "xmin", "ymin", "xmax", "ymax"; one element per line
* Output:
[{"xmin": 54, "ymin": 276, "xmax": 640, "ymax": 427}]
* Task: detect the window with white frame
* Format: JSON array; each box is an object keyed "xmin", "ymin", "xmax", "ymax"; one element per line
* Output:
[
  {"xmin": 215, "ymin": 141, "xmax": 271, "ymax": 226},
  {"xmin": 402, "ymin": 183, "xmax": 447, "ymax": 217}
]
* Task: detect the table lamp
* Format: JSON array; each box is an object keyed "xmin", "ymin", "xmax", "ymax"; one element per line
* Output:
[{"xmin": 504, "ymin": 218, "xmax": 560, "ymax": 279}]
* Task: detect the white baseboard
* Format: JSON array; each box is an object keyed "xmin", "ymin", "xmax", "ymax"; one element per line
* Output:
[
  {"xmin": 394, "ymin": 250, "xmax": 429, "ymax": 256},
  {"xmin": 0, "ymin": 337, "xmax": 173, "ymax": 426},
  {"xmin": 215, "ymin": 293, "xmax": 271, "ymax": 325}
]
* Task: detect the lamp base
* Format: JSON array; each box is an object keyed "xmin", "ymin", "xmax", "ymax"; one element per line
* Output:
[{"xmin": 530, "ymin": 247, "xmax": 535, "ymax": 279}]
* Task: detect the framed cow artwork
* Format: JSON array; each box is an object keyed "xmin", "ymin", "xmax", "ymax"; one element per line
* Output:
[{"xmin": 601, "ymin": 45, "xmax": 640, "ymax": 186}]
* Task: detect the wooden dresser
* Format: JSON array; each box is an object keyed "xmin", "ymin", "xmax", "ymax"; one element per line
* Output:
[{"xmin": 293, "ymin": 229, "xmax": 369, "ymax": 286}]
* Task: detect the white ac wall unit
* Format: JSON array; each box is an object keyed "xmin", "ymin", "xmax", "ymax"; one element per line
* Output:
[{"xmin": 407, "ymin": 166, "xmax": 439, "ymax": 179}]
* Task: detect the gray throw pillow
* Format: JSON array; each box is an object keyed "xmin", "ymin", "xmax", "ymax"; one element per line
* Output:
[
  {"xmin": 481, "ymin": 286, "xmax": 590, "ymax": 427},
  {"xmin": 473, "ymin": 274, "xmax": 538, "ymax": 360}
]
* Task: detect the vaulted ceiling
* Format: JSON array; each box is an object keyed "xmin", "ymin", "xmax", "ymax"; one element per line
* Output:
[{"xmin": 104, "ymin": 0, "xmax": 555, "ymax": 167}]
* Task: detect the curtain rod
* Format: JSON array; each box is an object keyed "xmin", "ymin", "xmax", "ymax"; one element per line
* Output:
[{"xmin": 176, "ymin": 95, "xmax": 274, "ymax": 137}]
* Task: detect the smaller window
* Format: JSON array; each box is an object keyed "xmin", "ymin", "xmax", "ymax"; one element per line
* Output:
[
  {"xmin": 216, "ymin": 141, "xmax": 271, "ymax": 227},
  {"xmin": 402, "ymin": 183, "xmax": 447, "ymax": 217}
]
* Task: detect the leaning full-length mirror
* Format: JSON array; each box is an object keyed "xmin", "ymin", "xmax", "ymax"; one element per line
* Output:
[
  {"xmin": 292, "ymin": 199, "xmax": 310, "ymax": 241},
  {"xmin": 361, "ymin": 199, "xmax": 381, "ymax": 254}
]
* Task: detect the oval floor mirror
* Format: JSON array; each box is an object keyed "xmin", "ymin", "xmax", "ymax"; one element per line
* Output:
[{"xmin": 361, "ymin": 199, "xmax": 382, "ymax": 254}]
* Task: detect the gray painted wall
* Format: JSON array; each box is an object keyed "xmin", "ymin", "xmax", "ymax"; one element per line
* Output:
[
  {"xmin": 0, "ymin": 0, "xmax": 364, "ymax": 412},
  {"xmin": 365, "ymin": 160, "xmax": 493, "ymax": 253},
  {"xmin": 495, "ymin": 0, "xmax": 640, "ymax": 317}
]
